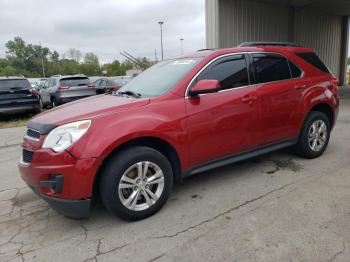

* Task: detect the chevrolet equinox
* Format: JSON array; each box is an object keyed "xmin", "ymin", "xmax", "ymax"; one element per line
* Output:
[{"xmin": 19, "ymin": 43, "xmax": 339, "ymax": 220}]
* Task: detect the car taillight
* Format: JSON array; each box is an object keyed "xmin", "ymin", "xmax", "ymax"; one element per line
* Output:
[
  {"xmin": 88, "ymin": 83, "xmax": 95, "ymax": 88},
  {"xmin": 112, "ymin": 85, "xmax": 120, "ymax": 91},
  {"xmin": 58, "ymin": 85, "xmax": 70, "ymax": 90},
  {"xmin": 29, "ymin": 88, "xmax": 38, "ymax": 96}
]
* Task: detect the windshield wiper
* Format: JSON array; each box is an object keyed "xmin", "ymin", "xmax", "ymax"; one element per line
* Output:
[{"xmin": 117, "ymin": 90, "xmax": 142, "ymax": 98}]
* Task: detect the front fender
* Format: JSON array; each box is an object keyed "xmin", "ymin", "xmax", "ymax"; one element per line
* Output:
[{"xmin": 67, "ymin": 99, "xmax": 190, "ymax": 170}]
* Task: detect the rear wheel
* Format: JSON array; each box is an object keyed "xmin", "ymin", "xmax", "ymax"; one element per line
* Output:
[
  {"xmin": 295, "ymin": 111, "xmax": 330, "ymax": 159},
  {"xmin": 99, "ymin": 146, "xmax": 173, "ymax": 221},
  {"xmin": 52, "ymin": 98, "xmax": 57, "ymax": 107}
]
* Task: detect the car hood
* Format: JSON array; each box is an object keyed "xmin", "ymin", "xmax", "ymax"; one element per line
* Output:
[{"xmin": 30, "ymin": 94, "xmax": 150, "ymax": 126}]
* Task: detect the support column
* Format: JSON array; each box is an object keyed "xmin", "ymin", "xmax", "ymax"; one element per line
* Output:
[
  {"xmin": 339, "ymin": 17, "xmax": 349, "ymax": 85},
  {"xmin": 205, "ymin": 0, "xmax": 220, "ymax": 48},
  {"xmin": 288, "ymin": 6, "xmax": 295, "ymax": 42}
]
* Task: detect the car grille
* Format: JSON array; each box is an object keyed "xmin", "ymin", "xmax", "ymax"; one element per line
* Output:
[
  {"xmin": 26, "ymin": 128, "xmax": 41, "ymax": 140},
  {"xmin": 22, "ymin": 149, "xmax": 34, "ymax": 164}
]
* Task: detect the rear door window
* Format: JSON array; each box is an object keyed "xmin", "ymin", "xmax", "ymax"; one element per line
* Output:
[
  {"xmin": 60, "ymin": 77, "xmax": 89, "ymax": 87},
  {"xmin": 295, "ymin": 52, "xmax": 330, "ymax": 73},
  {"xmin": 252, "ymin": 54, "xmax": 291, "ymax": 84},
  {"xmin": 0, "ymin": 79, "xmax": 31, "ymax": 90},
  {"xmin": 196, "ymin": 54, "xmax": 249, "ymax": 90},
  {"xmin": 94, "ymin": 80, "xmax": 101, "ymax": 87}
]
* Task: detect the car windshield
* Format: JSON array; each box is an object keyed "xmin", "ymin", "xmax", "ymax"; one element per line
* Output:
[{"xmin": 118, "ymin": 57, "xmax": 202, "ymax": 97}]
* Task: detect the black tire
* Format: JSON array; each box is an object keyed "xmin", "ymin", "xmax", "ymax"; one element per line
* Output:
[
  {"xmin": 99, "ymin": 146, "xmax": 174, "ymax": 221},
  {"xmin": 295, "ymin": 111, "xmax": 330, "ymax": 159},
  {"xmin": 33, "ymin": 97, "xmax": 42, "ymax": 114},
  {"xmin": 39, "ymin": 97, "xmax": 44, "ymax": 109},
  {"xmin": 52, "ymin": 98, "xmax": 57, "ymax": 107}
]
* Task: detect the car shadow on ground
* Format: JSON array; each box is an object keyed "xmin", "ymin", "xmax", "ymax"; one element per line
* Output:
[
  {"xmin": 88, "ymin": 147, "xmax": 300, "ymax": 222},
  {"xmin": 0, "ymin": 112, "xmax": 35, "ymax": 128}
]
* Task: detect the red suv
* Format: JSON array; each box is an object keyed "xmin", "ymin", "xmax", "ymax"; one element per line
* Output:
[{"xmin": 18, "ymin": 43, "xmax": 339, "ymax": 220}]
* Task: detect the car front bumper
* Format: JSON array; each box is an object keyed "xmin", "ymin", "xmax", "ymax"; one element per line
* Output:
[
  {"xmin": 18, "ymin": 147, "xmax": 100, "ymax": 219},
  {"xmin": 23, "ymin": 180, "xmax": 91, "ymax": 219},
  {"xmin": 0, "ymin": 104, "xmax": 40, "ymax": 114}
]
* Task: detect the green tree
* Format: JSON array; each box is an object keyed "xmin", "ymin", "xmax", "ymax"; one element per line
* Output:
[
  {"xmin": 66, "ymin": 48, "xmax": 82, "ymax": 62},
  {"xmin": 2, "ymin": 37, "xmax": 147, "ymax": 78},
  {"xmin": 4, "ymin": 37, "xmax": 51, "ymax": 77},
  {"xmin": 2, "ymin": 65, "xmax": 17, "ymax": 76},
  {"xmin": 5, "ymin": 37, "xmax": 29, "ymax": 60},
  {"xmin": 5, "ymin": 37, "xmax": 30, "ymax": 72},
  {"xmin": 51, "ymin": 51, "xmax": 59, "ymax": 62},
  {"xmin": 84, "ymin": 52, "xmax": 99, "ymax": 65},
  {"xmin": 81, "ymin": 52, "xmax": 101, "ymax": 76},
  {"xmin": 138, "ymin": 57, "xmax": 153, "ymax": 69}
]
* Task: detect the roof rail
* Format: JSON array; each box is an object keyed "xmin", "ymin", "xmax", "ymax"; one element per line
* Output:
[
  {"xmin": 239, "ymin": 42, "xmax": 302, "ymax": 47},
  {"xmin": 0, "ymin": 76, "xmax": 24, "ymax": 79},
  {"xmin": 197, "ymin": 48, "xmax": 215, "ymax": 52}
]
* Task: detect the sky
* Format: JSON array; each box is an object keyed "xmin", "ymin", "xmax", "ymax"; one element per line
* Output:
[{"xmin": 0, "ymin": 0, "xmax": 205, "ymax": 63}]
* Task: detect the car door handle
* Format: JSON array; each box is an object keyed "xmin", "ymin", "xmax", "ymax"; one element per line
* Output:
[
  {"xmin": 294, "ymin": 84, "xmax": 307, "ymax": 91},
  {"xmin": 241, "ymin": 95, "xmax": 258, "ymax": 104}
]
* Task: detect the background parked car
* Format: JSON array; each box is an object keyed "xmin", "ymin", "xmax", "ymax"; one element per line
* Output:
[
  {"xmin": 93, "ymin": 77, "xmax": 121, "ymax": 94},
  {"xmin": 109, "ymin": 76, "xmax": 133, "ymax": 87},
  {"xmin": 28, "ymin": 78, "xmax": 40, "ymax": 88},
  {"xmin": 0, "ymin": 77, "xmax": 41, "ymax": 114},
  {"xmin": 47, "ymin": 75, "xmax": 96, "ymax": 106},
  {"xmin": 88, "ymin": 76, "xmax": 103, "ymax": 84},
  {"xmin": 35, "ymin": 79, "xmax": 51, "ymax": 108}
]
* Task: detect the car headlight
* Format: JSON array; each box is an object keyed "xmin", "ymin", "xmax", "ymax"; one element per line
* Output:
[{"xmin": 42, "ymin": 120, "xmax": 91, "ymax": 152}]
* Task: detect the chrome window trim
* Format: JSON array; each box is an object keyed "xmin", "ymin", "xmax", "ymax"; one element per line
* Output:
[
  {"xmin": 25, "ymin": 128, "xmax": 41, "ymax": 142},
  {"xmin": 20, "ymin": 148, "xmax": 34, "ymax": 166},
  {"xmin": 185, "ymin": 51, "xmax": 305, "ymax": 98},
  {"xmin": 24, "ymin": 135, "xmax": 40, "ymax": 142},
  {"xmin": 19, "ymin": 157, "xmax": 30, "ymax": 166}
]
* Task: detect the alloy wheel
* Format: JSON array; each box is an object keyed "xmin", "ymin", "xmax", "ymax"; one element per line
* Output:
[
  {"xmin": 308, "ymin": 120, "xmax": 328, "ymax": 152},
  {"xmin": 118, "ymin": 161, "xmax": 165, "ymax": 211}
]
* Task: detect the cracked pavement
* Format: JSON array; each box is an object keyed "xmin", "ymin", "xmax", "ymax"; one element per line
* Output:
[{"xmin": 1, "ymin": 94, "xmax": 350, "ymax": 262}]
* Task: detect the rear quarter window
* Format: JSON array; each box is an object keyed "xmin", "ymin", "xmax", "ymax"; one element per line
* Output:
[
  {"xmin": 296, "ymin": 52, "xmax": 330, "ymax": 73},
  {"xmin": 288, "ymin": 61, "xmax": 303, "ymax": 78}
]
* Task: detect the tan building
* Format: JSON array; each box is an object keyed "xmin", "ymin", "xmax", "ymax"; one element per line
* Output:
[{"xmin": 205, "ymin": 0, "xmax": 350, "ymax": 84}]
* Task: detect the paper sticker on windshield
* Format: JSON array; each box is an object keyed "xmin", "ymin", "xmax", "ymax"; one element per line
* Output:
[{"xmin": 172, "ymin": 60, "xmax": 195, "ymax": 65}]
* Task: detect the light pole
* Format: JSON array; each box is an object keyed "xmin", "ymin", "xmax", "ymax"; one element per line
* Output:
[
  {"xmin": 158, "ymin": 21, "xmax": 164, "ymax": 60},
  {"xmin": 180, "ymin": 38, "xmax": 184, "ymax": 55},
  {"xmin": 39, "ymin": 42, "xmax": 45, "ymax": 78}
]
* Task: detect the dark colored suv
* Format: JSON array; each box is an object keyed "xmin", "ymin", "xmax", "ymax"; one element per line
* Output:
[
  {"xmin": 19, "ymin": 43, "xmax": 339, "ymax": 220},
  {"xmin": 0, "ymin": 77, "xmax": 41, "ymax": 114}
]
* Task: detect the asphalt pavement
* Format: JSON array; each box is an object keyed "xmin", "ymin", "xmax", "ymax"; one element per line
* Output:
[{"xmin": 1, "ymin": 88, "xmax": 350, "ymax": 262}]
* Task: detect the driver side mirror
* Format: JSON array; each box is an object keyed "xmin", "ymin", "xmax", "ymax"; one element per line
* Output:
[{"xmin": 189, "ymin": 79, "xmax": 220, "ymax": 96}]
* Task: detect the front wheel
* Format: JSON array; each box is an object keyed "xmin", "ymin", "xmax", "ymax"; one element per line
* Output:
[
  {"xmin": 39, "ymin": 96, "xmax": 44, "ymax": 109},
  {"xmin": 99, "ymin": 146, "xmax": 174, "ymax": 221},
  {"xmin": 295, "ymin": 111, "xmax": 330, "ymax": 159}
]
